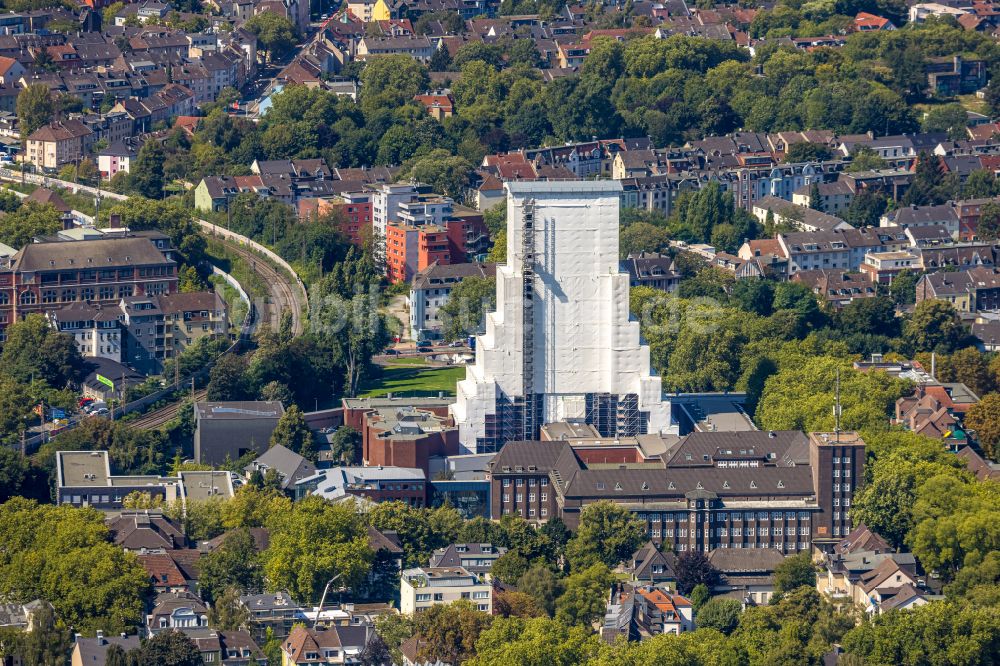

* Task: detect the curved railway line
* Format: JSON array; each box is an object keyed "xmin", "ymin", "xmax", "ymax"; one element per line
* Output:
[{"xmin": 127, "ymin": 389, "xmax": 208, "ymax": 430}]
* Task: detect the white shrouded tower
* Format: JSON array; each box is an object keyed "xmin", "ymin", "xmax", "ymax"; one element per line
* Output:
[{"xmin": 450, "ymin": 181, "xmax": 674, "ymax": 453}]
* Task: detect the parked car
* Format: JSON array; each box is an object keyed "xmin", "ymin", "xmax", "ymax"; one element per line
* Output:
[{"xmin": 89, "ymin": 407, "xmax": 109, "ymax": 417}]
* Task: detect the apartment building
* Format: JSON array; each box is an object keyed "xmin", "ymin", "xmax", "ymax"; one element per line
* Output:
[
  {"xmin": 385, "ymin": 223, "xmax": 450, "ymax": 284},
  {"xmin": 119, "ymin": 291, "xmax": 227, "ymax": 374},
  {"xmin": 399, "ymin": 566, "xmax": 493, "ymax": 614},
  {"xmin": 47, "ymin": 303, "xmax": 123, "ymax": 362},
  {"xmin": 408, "ymin": 261, "xmax": 496, "ymax": 340},
  {"xmin": 24, "ymin": 119, "xmax": 92, "ymax": 170}
]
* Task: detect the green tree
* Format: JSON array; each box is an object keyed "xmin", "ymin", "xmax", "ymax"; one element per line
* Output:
[
  {"xmin": 104, "ymin": 643, "xmax": 129, "ymax": 666},
  {"xmin": 412, "ymin": 600, "xmax": 492, "ymax": 665},
  {"xmin": 836, "ymin": 296, "xmax": 899, "ymax": 338},
  {"xmin": 890, "ymin": 269, "xmax": 919, "ymax": 305},
  {"xmin": 516, "ymin": 564, "xmax": 562, "ymax": 617},
  {"xmin": 198, "ymin": 528, "xmax": 264, "ymax": 603},
  {"xmin": 439, "ymin": 275, "xmax": 496, "ymax": 340},
  {"xmin": 372, "ymin": 613, "xmax": 414, "ymax": 666},
  {"xmin": 774, "ymin": 552, "xmax": 816, "ymax": 594},
  {"xmin": 268, "ymin": 405, "xmax": 314, "ymax": 460},
  {"xmin": 245, "ymin": 13, "xmax": 297, "ymax": 62},
  {"xmin": 406, "ymin": 149, "xmax": 473, "ymax": 197},
  {"xmin": 0, "ymin": 313, "xmax": 83, "ymax": 387},
  {"xmin": 0, "ymin": 498, "xmax": 149, "ymax": 633},
  {"xmin": 904, "ymin": 299, "xmax": 967, "ymax": 354},
  {"xmin": 962, "ymin": 170, "xmax": 998, "ymax": 199},
  {"xmin": 207, "ymin": 586, "xmax": 250, "ymax": 631},
  {"xmin": 846, "ymin": 146, "xmax": 887, "ymax": 173},
  {"xmin": 851, "ymin": 431, "xmax": 962, "ymax": 549},
  {"xmin": 263, "ymin": 496, "xmax": 373, "ymax": 603},
  {"xmin": 756, "ymin": 356, "xmax": 911, "ymax": 433},
  {"xmin": 554, "ymin": 563, "xmax": 612, "ymax": 626},
  {"xmin": 489, "ymin": 550, "xmax": 530, "ymax": 585},
  {"xmin": 977, "ymin": 202, "xmax": 1000, "ymax": 241},
  {"xmin": 564, "ymin": 500, "xmax": 646, "ymax": 570},
  {"xmin": 359, "ymin": 56, "xmax": 430, "ymax": 115},
  {"xmin": 467, "ymin": 617, "xmax": 602, "ymax": 666},
  {"xmin": 16, "ymin": 83, "xmax": 53, "ymax": 139},
  {"xmin": 133, "ymin": 630, "xmax": 202, "ymax": 666},
  {"xmin": 921, "ymin": 103, "xmax": 969, "ymax": 141},
  {"xmin": 841, "ymin": 600, "xmax": 1000, "ymax": 666},
  {"xmin": 0, "ymin": 201, "xmax": 63, "ymax": 250},
  {"xmin": 0, "ymin": 449, "xmax": 30, "ymax": 503},
  {"xmin": 18, "ymin": 602, "xmax": 70, "ymax": 666},
  {"xmin": 206, "ymin": 354, "xmax": 252, "ymax": 402},
  {"xmin": 696, "ymin": 597, "xmax": 743, "ymax": 635},
  {"xmin": 313, "ymin": 290, "xmax": 391, "ymax": 397},
  {"xmin": 964, "ymin": 393, "xmax": 1000, "ymax": 461},
  {"xmin": 689, "ymin": 583, "xmax": 710, "ymax": 611},
  {"xmin": 620, "ymin": 222, "xmax": 670, "ymax": 258},
  {"xmin": 936, "ymin": 347, "xmax": 995, "ymax": 397},
  {"xmin": 327, "ymin": 426, "xmax": 360, "ymax": 465},
  {"xmin": 128, "ymin": 140, "xmax": 166, "ymax": 199},
  {"xmin": 808, "ymin": 180, "xmax": 823, "ymax": 212}
]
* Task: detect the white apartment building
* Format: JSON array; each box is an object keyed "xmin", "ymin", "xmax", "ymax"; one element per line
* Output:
[{"xmin": 399, "ymin": 567, "xmax": 493, "ymax": 615}]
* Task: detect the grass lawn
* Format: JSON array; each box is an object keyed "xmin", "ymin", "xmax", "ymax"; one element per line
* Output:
[{"xmin": 359, "ymin": 363, "xmax": 467, "ymax": 398}]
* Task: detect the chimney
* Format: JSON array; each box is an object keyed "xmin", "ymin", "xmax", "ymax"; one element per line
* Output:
[
  {"xmin": 96, "ymin": 630, "xmax": 105, "ymax": 645},
  {"xmin": 109, "ymin": 213, "xmax": 121, "ymax": 229},
  {"xmin": 62, "ymin": 215, "xmax": 74, "ymax": 231}
]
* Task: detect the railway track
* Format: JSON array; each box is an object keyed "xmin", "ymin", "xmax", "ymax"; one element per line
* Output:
[
  {"xmin": 221, "ymin": 240, "xmax": 304, "ymax": 336},
  {"xmin": 128, "ymin": 389, "xmax": 208, "ymax": 430}
]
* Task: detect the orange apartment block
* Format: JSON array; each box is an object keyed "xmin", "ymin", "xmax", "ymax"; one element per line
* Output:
[{"xmin": 385, "ymin": 223, "xmax": 451, "ymax": 283}]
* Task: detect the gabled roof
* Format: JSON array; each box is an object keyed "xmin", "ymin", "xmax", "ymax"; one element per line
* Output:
[
  {"xmin": 26, "ymin": 187, "xmax": 70, "ymax": 212},
  {"xmin": 834, "ymin": 523, "xmax": 891, "ymax": 555}
]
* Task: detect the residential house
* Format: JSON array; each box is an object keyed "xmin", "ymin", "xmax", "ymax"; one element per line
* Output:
[
  {"xmin": 98, "ymin": 141, "xmax": 136, "ymax": 179},
  {"xmin": 70, "ymin": 633, "xmax": 142, "ymax": 666},
  {"xmin": 628, "ymin": 542, "xmax": 678, "ymax": 586},
  {"xmin": 852, "ymin": 11, "xmax": 895, "ymax": 30},
  {"xmin": 601, "ymin": 583, "xmax": 693, "ymax": 643},
  {"xmin": 925, "ymin": 55, "xmax": 987, "ymax": 96},
  {"xmin": 243, "ymin": 444, "xmax": 318, "ymax": 494},
  {"xmin": 281, "ymin": 625, "xmax": 371, "ymax": 665},
  {"xmin": 621, "ymin": 253, "xmax": 680, "ymax": 293},
  {"xmin": 791, "ymin": 270, "xmax": 877, "ymax": 308},
  {"xmin": 428, "ymin": 543, "xmax": 507, "ymax": 576},
  {"xmin": 24, "ymin": 119, "xmax": 92, "ymax": 170},
  {"xmin": 356, "ymin": 35, "xmax": 437, "ymax": 61},
  {"xmin": 400, "ymin": 566, "xmax": 493, "ymax": 614},
  {"xmin": 107, "ymin": 510, "xmax": 186, "ymax": 551},
  {"xmin": 752, "ymin": 196, "xmax": 853, "ymax": 233},
  {"xmin": 413, "ymin": 93, "xmax": 454, "ymax": 119},
  {"xmin": 185, "ymin": 628, "xmax": 268, "ymax": 666},
  {"xmin": 146, "ymin": 591, "xmax": 209, "ymax": 635},
  {"xmin": 47, "ymin": 303, "xmax": 123, "ymax": 362},
  {"xmin": 790, "ymin": 180, "xmax": 855, "ymax": 214},
  {"xmin": 881, "ymin": 203, "xmax": 960, "ymax": 238},
  {"xmin": 0, "ymin": 233, "xmax": 179, "ymax": 344}
]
